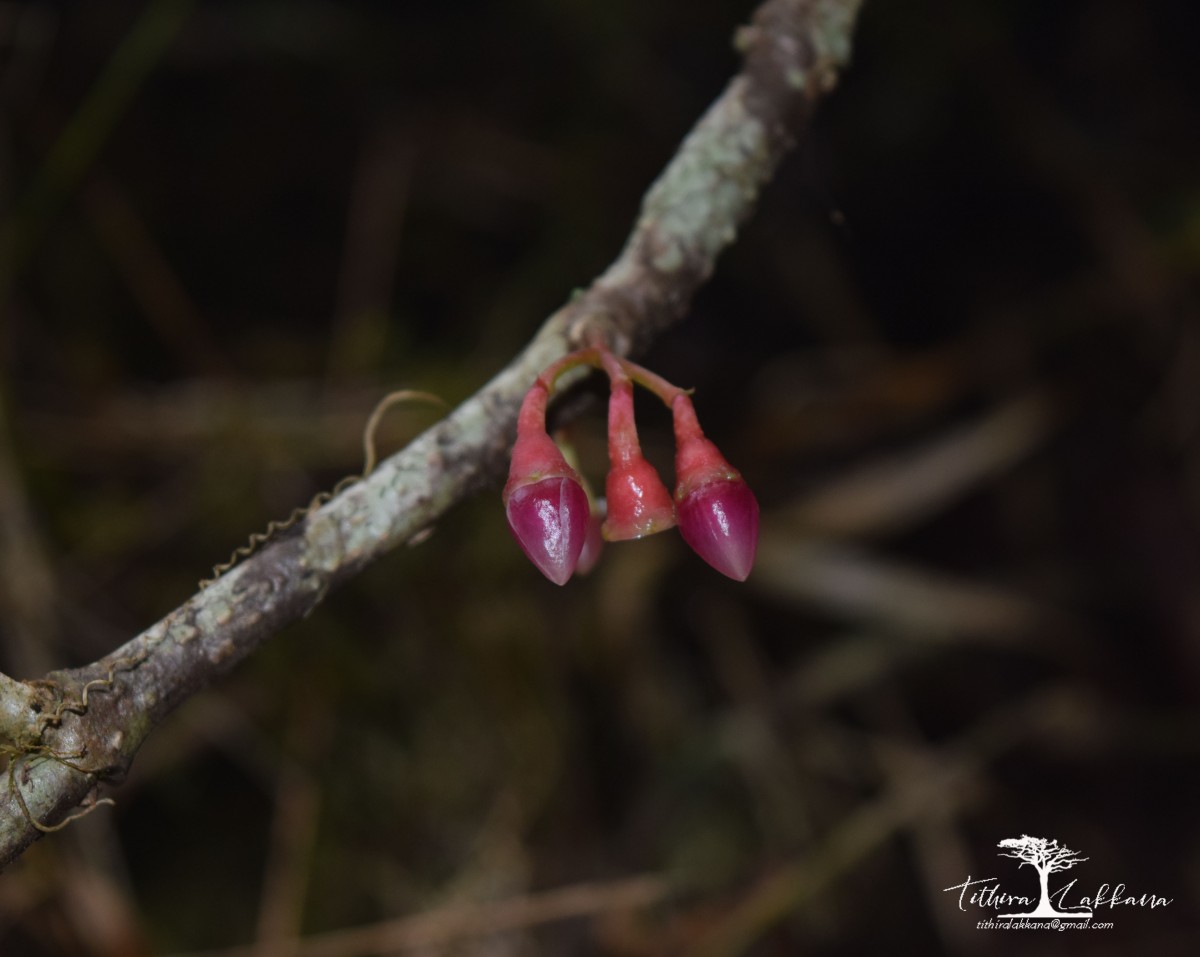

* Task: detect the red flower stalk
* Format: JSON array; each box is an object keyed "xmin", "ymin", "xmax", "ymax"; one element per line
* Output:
[
  {"xmin": 672, "ymin": 394, "xmax": 759, "ymax": 581},
  {"xmin": 602, "ymin": 378, "xmax": 677, "ymax": 541},
  {"xmin": 503, "ymin": 382, "xmax": 590, "ymax": 585}
]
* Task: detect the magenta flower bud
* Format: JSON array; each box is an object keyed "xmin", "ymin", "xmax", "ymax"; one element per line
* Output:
[
  {"xmin": 575, "ymin": 506, "xmax": 605, "ymax": 576},
  {"xmin": 505, "ymin": 476, "xmax": 590, "ymax": 585},
  {"xmin": 503, "ymin": 382, "xmax": 590, "ymax": 585},
  {"xmin": 676, "ymin": 478, "xmax": 759, "ymax": 581},
  {"xmin": 672, "ymin": 394, "xmax": 759, "ymax": 581}
]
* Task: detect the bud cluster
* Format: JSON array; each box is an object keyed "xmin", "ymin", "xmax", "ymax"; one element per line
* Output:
[{"xmin": 502, "ymin": 345, "xmax": 758, "ymax": 585}]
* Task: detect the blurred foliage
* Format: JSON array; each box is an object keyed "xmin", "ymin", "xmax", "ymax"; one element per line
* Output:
[{"xmin": 1, "ymin": 0, "xmax": 1199, "ymax": 954}]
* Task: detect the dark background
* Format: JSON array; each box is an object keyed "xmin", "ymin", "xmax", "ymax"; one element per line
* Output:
[{"xmin": 1, "ymin": 0, "xmax": 1197, "ymax": 954}]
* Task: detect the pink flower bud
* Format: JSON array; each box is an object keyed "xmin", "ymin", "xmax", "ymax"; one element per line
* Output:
[
  {"xmin": 672, "ymin": 395, "xmax": 759, "ymax": 580},
  {"xmin": 602, "ymin": 379, "xmax": 676, "ymax": 541},
  {"xmin": 676, "ymin": 479, "xmax": 759, "ymax": 581},
  {"xmin": 503, "ymin": 383, "xmax": 590, "ymax": 584},
  {"xmin": 575, "ymin": 506, "xmax": 605, "ymax": 576},
  {"xmin": 505, "ymin": 476, "xmax": 590, "ymax": 585}
]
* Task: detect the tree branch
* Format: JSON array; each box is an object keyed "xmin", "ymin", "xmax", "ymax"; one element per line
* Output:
[{"xmin": 0, "ymin": 0, "xmax": 865, "ymax": 869}]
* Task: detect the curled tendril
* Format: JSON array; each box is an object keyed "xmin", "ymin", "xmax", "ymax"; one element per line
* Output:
[
  {"xmin": 3, "ymin": 746, "xmax": 116, "ymax": 833},
  {"xmin": 200, "ymin": 389, "xmax": 445, "ymax": 587},
  {"xmin": 33, "ymin": 652, "xmax": 146, "ymax": 737}
]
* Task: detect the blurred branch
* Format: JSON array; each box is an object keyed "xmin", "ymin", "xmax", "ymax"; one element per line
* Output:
[
  {"xmin": 167, "ymin": 873, "xmax": 667, "ymax": 957},
  {"xmin": 0, "ymin": 0, "xmax": 865, "ymax": 868},
  {"xmin": 82, "ymin": 175, "xmax": 231, "ymax": 376},
  {"xmin": 691, "ymin": 686, "xmax": 1083, "ymax": 957},
  {"xmin": 753, "ymin": 534, "xmax": 1044, "ymax": 641},
  {"xmin": 782, "ymin": 391, "xmax": 1057, "ymax": 539},
  {"xmin": 0, "ymin": 0, "xmax": 195, "ymax": 302}
]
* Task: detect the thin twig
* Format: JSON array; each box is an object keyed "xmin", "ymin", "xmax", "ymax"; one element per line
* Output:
[
  {"xmin": 169, "ymin": 874, "xmax": 668, "ymax": 957},
  {"xmin": 0, "ymin": 0, "xmax": 865, "ymax": 868}
]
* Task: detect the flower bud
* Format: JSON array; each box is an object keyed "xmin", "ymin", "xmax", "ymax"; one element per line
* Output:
[
  {"xmin": 672, "ymin": 394, "xmax": 759, "ymax": 580},
  {"xmin": 602, "ymin": 379, "xmax": 676, "ymax": 541},
  {"xmin": 576, "ymin": 505, "xmax": 605, "ymax": 576},
  {"xmin": 556, "ymin": 436, "xmax": 605, "ymax": 576},
  {"xmin": 503, "ymin": 383, "xmax": 590, "ymax": 585},
  {"xmin": 505, "ymin": 476, "xmax": 590, "ymax": 585}
]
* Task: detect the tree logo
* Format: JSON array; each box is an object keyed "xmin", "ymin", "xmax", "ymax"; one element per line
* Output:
[
  {"xmin": 996, "ymin": 835, "xmax": 1092, "ymax": 918},
  {"xmin": 943, "ymin": 833, "xmax": 1172, "ymax": 926}
]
